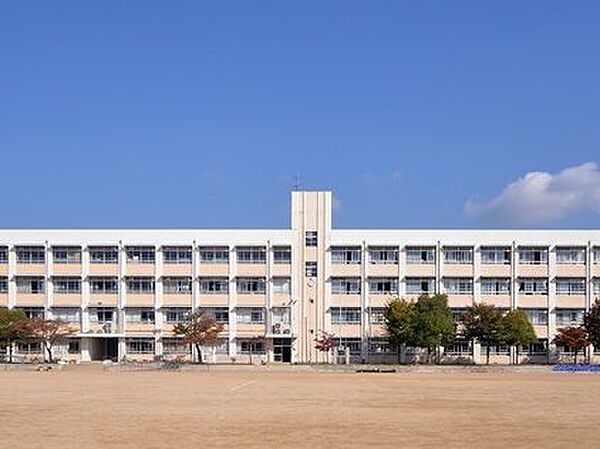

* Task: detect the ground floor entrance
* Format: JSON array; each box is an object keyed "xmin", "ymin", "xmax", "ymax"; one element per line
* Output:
[
  {"xmin": 273, "ymin": 338, "xmax": 292, "ymax": 363},
  {"xmin": 88, "ymin": 338, "xmax": 119, "ymax": 361}
]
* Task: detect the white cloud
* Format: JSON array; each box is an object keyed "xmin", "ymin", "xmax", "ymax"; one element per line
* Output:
[{"xmin": 465, "ymin": 162, "xmax": 600, "ymax": 225}]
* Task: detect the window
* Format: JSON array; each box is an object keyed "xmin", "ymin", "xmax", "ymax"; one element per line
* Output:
[
  {"xmin": 236, "ymin": 307, "xmax": 265, "ymax": 324},
  {"xmin": 89, "ymin": 246, "xmax": 118, "ymax": 264},
  {"xmin": 331, "ymin": 307, "xmax": 361, "ymax": 324},
  {"xmin": 331, "ymin": 246, "xmax": 361, "ymax": 264},
  {"xmin": 368, "ymin": 247, "xmax": 398, "ymax": 265},
  {"xmin": 334, "ymin": 337, "xmax": 361, "ymax": 355},
  {"xmin": 16, "ymin": 246, "xmax": 45, "ymax": 264},
  {"xmin": 125, "ymin": 308, "xmax": 155, "ymax": 324},
  {"xmin": 518, "ymin": 278, "xmax": 548, "ymax": 295},
  {"xmin": 305, "ymin": 261, "xmax": 317, "ymax": 277},
  {"xmin": 556, "ymin": 278, "xmax": 586, "ymax": 295},
  {"xmin": 406, "ymin": 247, "xmax": 435, "ymax": 264},
  {"xmin": 272, "ymin": 277, "xmax": 291, "ymax": 295},
  {"xmin": 521, "ymin": 339, "xmax": 547, "ymax": 356},
  {"xmin": 237, "ymin": 277, "xmax": 266, "ymax": 294},
  {"xmin": 90, "ymin": 277, "xmax": 118, "ymax": 294},
  {"xmin": 17, "ymin": 307, "xmax": 44, "ymax": 319},
  {"xmin": 305, "ymin": 231, "xmax": 318, "ymax": 247},
  {"xmin": 594, "ymin": 247, "xmax": 600, "ymax": 264},
  {"xmin": 236, "ymin": 246, "xmax": 266, "ymax": 264},
  {"xmin": 445, "ymin": 340, "xmax": 472, "ymax": 356},
  {"xmin": 369, "ymin": 278, "xmax": 399, "ymax": 295},
  {"xmin": 163, "ymin": 277, "xmax": 192, "ymax": 294},
  {"xmin": 126, "ymin": 338, "xmax": 155, "ymax": 354},
  {"xmin": 331, "ymin": 277, "xmax": 361, "ymax": 295},
  {"xmin": 480, "ymin": 247, "xmax": 511, "ymax": 265},
  {"xmin": 0, "ymin": 277, "xmax": 7, "ymax": 294},
  {"xmin": 163, "ymin": 246, "xmax": 192, "ymax": 264},
  {"xmin": 273, "ymin": 246, "xmax": 292, "ymax": 264},
  {"xmin": 239, "ymin": 340, "xmax": 266, "ymax": 354},
  {"xmin": 405, "ymin": 277, "xmax": 435, "ymax": 295},
  {"xmin": 480, "ymin": 343, "xmax": 509, "ymax": 355},
  {"xmin": 162, "ymin": 337, "xmax": 188, "ymax": 354},
  {"xmin": 595, "ymin": 279, "xmax": 600, "ymax": 295},
  {"xmin": 16, "ymin": 277, "xmax": 45, "ymax": 294},
  {"xmin": 68, "ymin": 339, "xmax": 80, "ymax": 354},
  {"xmin": 52, "ymin": 308, "xmax": 80, "ymax": 323},
  {"xmin": 556, "ymin": 309, "xmax": 585, "ymax": 326},
  {"xmin": 90, "ymin": 308, "xmax": 115, "ymax": 324},
  {"xmin": 369, "ymin": 307, "xmax": 385, "ymax": 324},
  {"xmin": 444, "ymin": 247, "xmax": 473, "ymax": 264},
  {"xmin": 127, "ymin": 277, "xmax": 155, "ymax": 294},
  {"xmin": 201, "ymin": 307, "xmax": 229, "ymax": 324},
  {"xmin": 368, "ymin": 337, "xmax": 393, "ymax": 354},
  {"xmin": 199, "ymin": 247, "xmax": 229, "ymax": 264},
  {"xmin": 443, "ymin": 278, "xmax": 473, "ymax": 295},
  {"xmin": 52, "ymin": 246, "xmax": 81, "ymax": 264},
  {"xmin": 53, "ymin": 277, "xmax": 81, "ymax": 294},
  {"xmin": 164, "ymin": 308, "xmax": 189, "ymax": 323},
  {"xmin": 17, "ymin": 342, "xmax": 41, "ymax": 354},
  {"xmin": 271, "ymin": 307, "xmax": 291, "ymax": 325},
  {"xmin": 199, "ymin": 277, "xmax": 229, "ymax": 294},
  {"xmin": 518, "ymin": 247, "xmax": 548, "ymax": 265},
  {"xmin": 450, "ymin": 308, "xmax": 468, "ymax": 323},
  {"xmin": 520, "ymin": 308, "xmax": 548, "ymax": 325},
  {"xmin": 0, "ymin": 247, "xmax": 7, "ymax": 263},
  {"xmin": 125, "ymin": 246, "xmax": 155, "ymax": 264},
  {"xmin": 481, "ymin": 278, "xmax": 511, "ymax": 295},
  {"xmin": 556, "ymin": 247, "xmax": 586, "ymax": 265}
]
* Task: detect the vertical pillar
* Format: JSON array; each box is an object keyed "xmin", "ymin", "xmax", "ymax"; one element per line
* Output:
[
  {"xmin": 548, "ymin": 245, "xmax": 557, "ymax": 363},
  {"xmin": 8, "ymin": 245, "xmax": 17, "ymax": 309},
  {"xmin": 46, "ymin": 241, "xmax": 52, "ymax": 313},
  {"xmin": 361, "ymin": 240, "xmax": 368, "ymax": 364},
  {"xmin": 228, "ymin": 246, "xmax": 237, "ymax": 359},
  {"xmin": 266, "ymin": 240, "xmax": 273, "ymax": 362}
]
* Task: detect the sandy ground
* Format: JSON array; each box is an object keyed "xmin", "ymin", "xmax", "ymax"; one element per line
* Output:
[{"xmin": 1, "ymin": 366, "xmax": 599, "ymax": 448}]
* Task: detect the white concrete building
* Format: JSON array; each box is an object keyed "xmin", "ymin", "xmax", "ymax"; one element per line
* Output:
[{"xmin": 1, "ymin": 190, "xmax": 600, "ymax": 364}]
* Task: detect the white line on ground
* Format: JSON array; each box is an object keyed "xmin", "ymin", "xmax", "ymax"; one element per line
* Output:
[{"xmin": 229, "ymin": 380, "xmax": 255, "ymax": 392}]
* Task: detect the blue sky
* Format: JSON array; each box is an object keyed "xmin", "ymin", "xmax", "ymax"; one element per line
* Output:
[{"xmin": 1, "ymin": 2, "xmax": 599, "ymax": 229}]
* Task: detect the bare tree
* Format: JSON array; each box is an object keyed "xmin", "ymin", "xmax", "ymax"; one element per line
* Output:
[
  {"xmin": 314, "ymin": 330, "xmax": 336, "ymax": 363},
  {"xmin": 19, "ymin": 318, "xmax": 76, "ymax": 363},
  {"xmin": 173, "ymin": 311, "xmax": 224, "ymax": 363}
]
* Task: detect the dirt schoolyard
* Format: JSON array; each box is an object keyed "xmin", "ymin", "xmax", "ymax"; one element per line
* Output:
[{"xmin": 1, "ymin": 365, "xmax": 599, "ymax": 448}]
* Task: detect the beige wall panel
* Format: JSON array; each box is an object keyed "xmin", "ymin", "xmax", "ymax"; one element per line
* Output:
[
  {"xmin": 533, "ymin": 325, "xmax": 548, "ymax": 338},
  {"xmin": 125, "ymin": 324, "xmax": 155, "ymax": 334},
  {"xmin": 16, "ymin": 264, "xmax": 45, "ymax": 275},
  {"xmin": 443, "ymin": 265, "xmax": 474, "ymax": 277},
  {"xmin": 480, "ymin": 265, "xmax": 511, "ymax": 277},
  {"xmin": 447, "ymin": 295, "xmax": 474, "ymax": 308},
  {"xmin": 518, "ymin": 295, "xmax": 548, "ymax": 308},
  {"xmin": 126, "ymin": 264, "xmax": 155, "ymax": 276},
  {"xmin": 368, "ymin": 265, "xmax": 399, "ymax": 277},
  {"xmin": 88, "ymin": 264, "xmax": 119, "ymax": 276},
  {"xmin": 593, "ymin": 265, "xmax": 600, "ymax": 277},
  {"xmin": 198, "ymin": 264, "xmax": 229, "ymax": 276},
  {"xmin": 272, "ymin": 264, "xmax": 292, "ymax": 277},
  {"xmin": 331, "ymin": 324, "xmax": 361, "ymax": 337},
  {"xmin": 555, "ymin": 295, "xmax": 586, "ymax": 308},
  {"xmin": 161, "ymin": 294, "xmax": 191, "ymax": 306},
  {"xmin": 0, "ymin": 294, "xmax": 8, "ymax": 307},
  {"xmin": 368, "ymin": 296, "xmax": 395, "ymax": 307},
  {"xmin": 53, "ymin": 264, "xmax": 82, "ymax": 275},
  {"xmin": 89, "ymin": 294, "xmax": 118, "ymax": 307},
  {"xmin": 518, "ymin": 265, "xmax": 549, "ymax": 277},
  {"xmin": 330, "ymin": 294, "xmax": 361, "ymax": 307},
  {"xmin": 236, "ymin": 264, "xmax": 267, "ymax": 277},
  {"xmin": 53, "ymin": 294, "xmax": 82, "ymax": 306},
  {"xmin": 331, "ymin": 264, "xmax": 361, "ymax": 277},
  {"xmin": 236, "ymin": 324, "xmax": 266, "ymax": 336},
  {"xmin": 272, "ymin": 293, "xmax": 291, "ymax": 307},
  {"xmin": 199, "ymin": 294, "xmax": 229, "ymax": 306},
  {"xmin": 555, "ymin": 265, "xmax": 586, "ymax": 277},
  {"xmin": 0, "ymin": 265, "xmax": 8, "ymax": 275},
  {"xmin": 405, "ymin": 265, "xmax": 436, "ymax": 277},
  {"xmin": 15, "ymin": 294, "xmax": 45, "ymax": 306},
  {"xmin": 479, "ymin": 295, "xmax": 511, "ymax": 308},
  {"xmin": 163, "ymin": 264, "xmax": 192, "ymax": 276},
  {"xmin": 236, "ymin": 294, "xmax": 267, "ymax": 306}
]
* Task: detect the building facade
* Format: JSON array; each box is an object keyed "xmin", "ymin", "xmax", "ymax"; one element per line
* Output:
[{"xmin": 1, "ymin": 190, "xmax": 600, "ymax": 364}]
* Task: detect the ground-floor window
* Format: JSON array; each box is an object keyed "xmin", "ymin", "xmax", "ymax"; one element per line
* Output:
[
  {"xmin": 445, "ymin": 341, "xmax": 472, "ymax": 356},
  {"xmin": 68, "ymin": 339, "xmax": 80, "ymax": 354},
  {"xmin": 480, "ymin": 343, "xmax": 509, "ymax": 355},
  {"xmin": 335, "ymin": 337, "xmax": 361, "ymax": 355},
  {"xmin": 368, "ymin": 337, "xmax": 394, "ymax": 354},
  {"xmin": 162, "ymin": 337, "xmax": 189, "ymax": 355},
  {"xmin": 238, "ymin": 340, "xmax": 266, "ymax": 354},
  {"xmin": 520, "ymin": 339, "xmax": 548, "ymax": 356},
  {"xmin": 126, "ymin": 338, "xmax": 155, "ymax": 354},
  {"xmin": 17, "ymin": 342, "xmax": 41, "ymax": 354}
]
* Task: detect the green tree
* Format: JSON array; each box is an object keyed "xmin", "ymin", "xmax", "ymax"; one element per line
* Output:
[
  {"xmin": 583, "ymin": 299, "xmax": 600, "ymax": 351},
  {"xmin": 553, "ymin": 326, "xmax": 590, "ymax": 364},
  {"xmin": 384, "ymin": 299, "xmax": 417, "ymax": 363},
  {"xmin": 173, "ymin": 311, "xmax": 224, "ymax": 363},
  {"xmin": 502, "ymin": 309, "xmax": 537, "ymax": 363},
  {"xmin": 0, "ymin": 309, "xmax": 28, "ymax": 363},
  {"xmin": 412, "ymin": 294, "xmax": 455, "ymax": 364},
  {"xmin": 461, "ymin": 303, "xmax": 505, "ymax": 365}
]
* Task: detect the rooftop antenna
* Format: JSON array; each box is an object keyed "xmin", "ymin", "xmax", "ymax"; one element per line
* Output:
[{"xmin": 292, "ymin": 172, "xmax": 302, "ymax": 191}]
